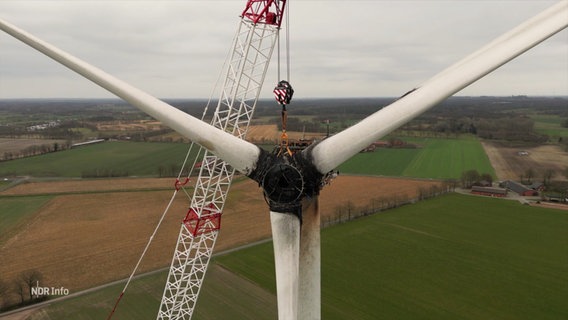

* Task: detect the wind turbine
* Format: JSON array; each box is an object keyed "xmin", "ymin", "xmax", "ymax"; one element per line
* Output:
[{"xmin": 1, "ymin": 1, "xmax": 567, "ymax": 319}]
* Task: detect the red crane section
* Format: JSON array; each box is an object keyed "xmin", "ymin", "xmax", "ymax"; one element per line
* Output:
[{"xmin": 242, "ymin": 0, "xmax": 287, "ymax": 27}]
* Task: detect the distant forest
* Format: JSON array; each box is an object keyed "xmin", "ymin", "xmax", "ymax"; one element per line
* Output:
[{"xmin": 1, "ymin": 96, "xmax": 567, "ymax": 146}]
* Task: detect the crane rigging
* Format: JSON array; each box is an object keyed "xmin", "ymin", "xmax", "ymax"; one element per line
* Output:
[{"xmin": 157, "ymin": 1, "xmax": 290, "ymax": 318}]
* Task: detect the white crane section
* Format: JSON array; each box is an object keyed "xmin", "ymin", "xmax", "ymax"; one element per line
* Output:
[{"xmin": 157, "ymin": 2, "xmax": 288, "ymax": 318}]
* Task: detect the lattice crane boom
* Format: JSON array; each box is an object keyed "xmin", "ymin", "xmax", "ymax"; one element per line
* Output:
[{"xmin": 157, "ymin": 1, "xmax": 288, "ymax": 319}]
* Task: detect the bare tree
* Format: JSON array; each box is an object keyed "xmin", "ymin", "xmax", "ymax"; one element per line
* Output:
[
  {"xmin": 542, "ymin": 169, "xmax": 555, "ymax": 186},
  {"xmin": 461, "ymin": 169, "xmax": 480, "ymax": 188},
  {"xmin": 13, "ymin": 280, "xmax": 25, "ymax": 305},
  {"xmin": 417, "ymin": 186, "xmax": 428, "ymax": 200},
  {"xmin": 20, "ymin": 269, "xmax": 43, "ymax": 302},
  {"xmin": 525, "ymin": 168, "xmax": 535, "ymax": 184},
  {"xmin": 334, "ymin": 205, "xmax": 343, "ymax": 224},
  {"xmin": 480, "ymin": 173, "xmax": 493, "ymax": 186},
  {"xmin": 0, "ymin": 278, "xmax": 9, "ymax": 309},
  {"xmin": 346, "ymin": 201, "xmax": 355, "ymax": 221}
]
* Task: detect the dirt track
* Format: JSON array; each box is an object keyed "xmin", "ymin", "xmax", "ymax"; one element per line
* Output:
[
  {"xmin": 2, "ymin": 177, "xmax": 174, "ymax": 195},
  {"xmin": 0, "ymin": 175, "xmax": 442, "ymax": 304}
]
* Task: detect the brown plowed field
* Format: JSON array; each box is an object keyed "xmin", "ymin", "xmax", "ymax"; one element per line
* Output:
[
  {"xmin": 0, "ymin": 175, "xmax": 442, "ymax": 303},
  {"xmin": 0, "ymin": 138, "xmax": 67, "ymax": 155},
  {"xmin": 245, "ymin": 124, "xmax": 327, "ymax": 143},
  {"xmin": 482, "ymin": 141, "xmax": 568, "ymax": 181}
]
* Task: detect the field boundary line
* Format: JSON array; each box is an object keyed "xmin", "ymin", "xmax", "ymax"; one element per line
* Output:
[{"xmin": 0, "ymin": 187, "xmax": 177, "ymax": 198}]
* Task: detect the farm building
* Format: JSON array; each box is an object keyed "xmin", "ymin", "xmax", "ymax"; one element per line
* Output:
[
  {"xmin": 361, "ymin": 139, "xmax": 420, "ymax": 152},
  {"xmin": 542, "ymin": 193, "xmax": 567, "ymax": 203},
  {"xmin": 501, "ymin": 180, "xmax": 538, "ymax": 196},
  {"xmin": 362, "ymin": 140, "xmax": 389, "ymax": 152},
  {"xmin": 471, "ymin": 186, "xmax": 508, "ymax": 197},
  {"xmin": 527, "ymin": 182, "xmax": 545, "ymax": 192},
  {"xmin": 70, "ymin": 139, "xmax": 105, "ymax": 148}
]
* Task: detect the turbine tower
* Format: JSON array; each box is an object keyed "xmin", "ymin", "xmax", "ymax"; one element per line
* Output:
[{"xmin": 1, "ymin": 1, "xmax": 566, "ymax": 319}]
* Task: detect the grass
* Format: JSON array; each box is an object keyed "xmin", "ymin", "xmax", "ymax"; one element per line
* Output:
[
  {"xmin": 0, "ymin": 141, "xmax": 199, "ymax": 177},
  {"xmin": 15, "ymin": 193, "xmax": 568, "ymax": 319},
  {"xmin": 339, "ymin": 137, "xmax": 495, "ymax": 179},
  {"xmin": 0, "ymin": 179, "xmax": 11, "ymax": 188},
  {"xmin": 217, "ymin": 193, "xmax": 568, "ymax": 320},
  {"xmin": 0, "ymin": 195, "xmax": 52, "ymax": 243},
  {"xmin": 531, "ymin": 114, "xmax": 568, "ymax": 139},
  {"xmin": 28, "ymin": 265, "xmax": 276, "ymax": 319},
  {"xmin": 36, "ymin": 271, "xmax": 167, "ymax": 320}
]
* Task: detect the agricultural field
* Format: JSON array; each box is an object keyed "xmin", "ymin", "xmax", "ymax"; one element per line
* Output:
[
  {"xmin": 338, "ymin": 137, "xmax": 495, "ymax": 179},
  {"xmin": 0, "ymin": 138, "xmax": 67, "ymax": 156},
  {"xmin": 218, "ymin": 193, "xmax": 568, "ymax": 320},
  {"xmin": 0, "ymin": 141, "xmax": 199, "ymax": 177},
  {"xmin": 12, "ymin": 193, "xmax": 568, "ymax": 319},
  {"xmin": 0, "ymin": 196, "xmax": 52, "ymax": 243},
  {"xmin": 1, "ymin": 177, "xmax": 173, "ymax": 196},
  {"xmin": 0, "ymin": 135, "xmax": 495, "ymax": 180},
  {"xmin": 482, "ymin": 142, "xmax": 568, "ymax": 181},
  {"xmin": 245, "ymin": 124, "xmax": 327, "ymax": 143},
  {"xmin": 29, "ymin": 265, "xmax": 277, "ymax": 320},
  {"xmin": 531, "ymin": 114, "xmax": 568, "ymax": 139},
  {"xmin": 2, "ymin": 97, "xmax": 567, "ymax": 318},
  {"xmin": 0, "ymin": 175, "xmax": 442, "ymax": 312}
]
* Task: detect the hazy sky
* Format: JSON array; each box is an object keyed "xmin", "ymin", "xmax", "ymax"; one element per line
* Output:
[{"xmin": 0, "ymin": 1, "xmax": 567, "ymax": 99}]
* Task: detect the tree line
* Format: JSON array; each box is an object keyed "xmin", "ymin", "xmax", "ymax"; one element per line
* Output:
[
  {"xmin": 322, "ymin": 182, "xmax": 455, "ymax": 228},
  {"xmin": 0, "ymin": 269, "xmax": 46, "ymax": 312},
  {"xmin": 460, "ymin": 169, "xmax": 494, "ymax": 189},
  {"xmin": 2, "ymin": 142, "xmax": 70, "ymax": 162}
]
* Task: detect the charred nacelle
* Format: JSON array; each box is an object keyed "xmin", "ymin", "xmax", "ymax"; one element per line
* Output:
[{"xmin": 249, "ymin": 148, "xmax": 324, "ymax": 218}]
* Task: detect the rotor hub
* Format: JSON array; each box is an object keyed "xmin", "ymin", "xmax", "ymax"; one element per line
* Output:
[
  {"xmin": 262, "ymin": 163, "xmax": 304, "ymax": 205},
  {"xmin": 249, "ymin": 147, "xmax": 326, "ymax": 217}
]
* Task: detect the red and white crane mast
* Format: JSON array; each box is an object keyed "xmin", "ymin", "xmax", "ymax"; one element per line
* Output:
[{"xmin": 157, "ymin": 1, "xmax": 288, "ymax": 319}]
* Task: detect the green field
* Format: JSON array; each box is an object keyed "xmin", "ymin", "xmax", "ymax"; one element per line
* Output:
[
  {"xmin": 37, "ymin": 272, "xmax": 167, "ymax": 320},
  {"xmin": 0, "ymin": 195, "xmax": 52, "ymax": 243},
  {"xmin": 26, "ymin": 264, "xmax": 277, "ymax": 320},
  {"xmin": 28, "ymin": 193, "xmax": 568, "ymax": 319},
  {"xmin": 531, "ymin": 114, "xmax": 568, "ymax": 139},
  {"xmin": 0, "ymin": 141, "xmax": 199, "ymax": 177},
  {"xmin": 339, "ymin": 137, "xmax": 495, "ymax": 179},
  {"xmin": 218, "ymin": 194, "xmax": 568, "ymax": 320},
  {"xmin": 1, "ymin": 137, "xmax": 494, "ymax": 180}
]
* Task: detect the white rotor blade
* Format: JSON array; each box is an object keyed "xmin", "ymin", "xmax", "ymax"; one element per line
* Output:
[
  {"xmin": 298, "ymin": 197, "xmax": 321, "ymax": 320},
  {"xmin": 270, "ymin": 211, "xmax": 300, "ymax": 320},
  {"xmin": 309, "ymin": 1, "xmax": 568, "ymax": 174},
  {"xmin": 0, "ymin": 18, "xmax": 260, "ymax": 174}
]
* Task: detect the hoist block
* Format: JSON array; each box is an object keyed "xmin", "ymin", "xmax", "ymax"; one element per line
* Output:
[{"xmin": 273, "ymin": 80, "xmax": 294, "ymax": 105}]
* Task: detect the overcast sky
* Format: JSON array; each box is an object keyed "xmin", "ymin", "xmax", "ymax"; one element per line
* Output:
[{"xmin": 0, "ymin": 1, "xmax": 567, "ymax": 99}]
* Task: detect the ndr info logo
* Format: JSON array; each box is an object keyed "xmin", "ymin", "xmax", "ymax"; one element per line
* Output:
[{"xmin": 31, "ymin": 281, "xmax": 70, "ymax": 296}]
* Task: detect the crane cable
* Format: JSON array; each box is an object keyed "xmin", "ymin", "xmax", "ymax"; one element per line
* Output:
[
  {"xmin": 106, "ymin": 189, "xmax": 179, "ymax": 320},
  {"xmin": 285, "ymin": 1, "xmax": 291, "ymax": 82},
  {"xmin": 106, "ymin": 72, "xmax": 224, "ymax": 318},
  {"xmin": 276, "ymin": 1, "xmax": 293, "ymax": 156},
  {"xmin": 277, "ymin": 2, "xmax": 291, "ymax": 82}
]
